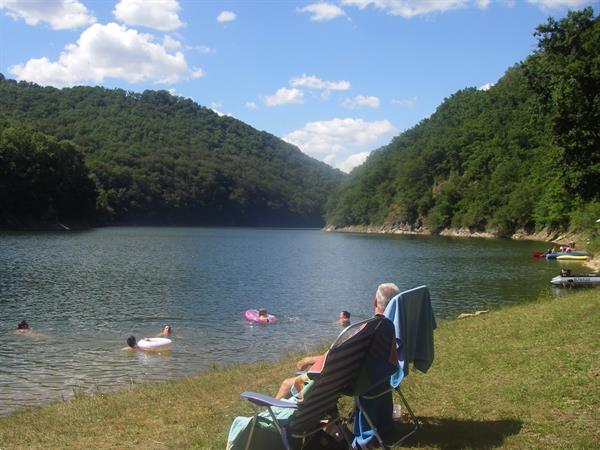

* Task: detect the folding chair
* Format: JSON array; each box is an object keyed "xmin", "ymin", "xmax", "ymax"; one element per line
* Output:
[
  {"xmin": 354, "ymin": 285, "xmax": 436, "ymax": 448},
  {"xmin": 238, "ymin": 315, "xmax": 398, "ymax": 450}
]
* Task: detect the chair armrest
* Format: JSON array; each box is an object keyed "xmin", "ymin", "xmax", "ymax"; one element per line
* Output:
[{"xmin": 240, "ymin": 392, "xmax": 299, "ymax": 409}]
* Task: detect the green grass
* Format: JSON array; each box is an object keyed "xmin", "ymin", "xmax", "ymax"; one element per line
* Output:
[{"xmin": 0, "ymin": 290, "xmax": 598, "ymax": 449}]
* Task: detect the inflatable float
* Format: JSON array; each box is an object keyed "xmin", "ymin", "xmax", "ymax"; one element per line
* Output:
[
  {"xmin": 137, "ymin": 337, "xmax": 172, "ymax": 351},
  {"xmin": 556, "ymin": 254, "xmax": 588, "ymax": 261},
  {"xmin": 244, "ymin": 309, "xmax": 277, "ymax": 323}
]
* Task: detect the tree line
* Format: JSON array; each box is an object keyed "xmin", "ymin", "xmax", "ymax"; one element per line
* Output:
[
  {"xmin": 0, "ymin": 76, "xmax": 344, "ymax": 228},
  {"xmin": 325, "ymin": 8, "xmax": 599, "ymax": 239}
]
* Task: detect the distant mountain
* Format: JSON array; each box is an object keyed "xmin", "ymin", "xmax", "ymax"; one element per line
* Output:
[
  {"xmin": 0, "ymin": 75, "xmax": 345, "ymax": 228},
  {"xmin": 325, "ymin": 8, "xmax": 599, "ymax": 237}
]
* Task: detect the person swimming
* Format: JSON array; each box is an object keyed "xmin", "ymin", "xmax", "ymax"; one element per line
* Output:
[
  {"xmin": 338, "ymin": 310, "xmax": 351, "ymax": 327},
  {"xmin": 157, "ymin": 324, "xmax": 172, "ymax": 337},
  {"xmin": 258, "ymin": 308, "xmax": 270, "ymax": 323},
  {"xmin": 15, "ymin": 320, "xmax": 30, "ymax": 334},
  {"xmin": 122, "ymin": 335, "xmax": 139, "ymax": 351}
]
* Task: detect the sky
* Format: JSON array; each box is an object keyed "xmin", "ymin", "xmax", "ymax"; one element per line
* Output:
[{"xmin": 1, "ymin": 0, "xmax": 598, "ymax": 173}]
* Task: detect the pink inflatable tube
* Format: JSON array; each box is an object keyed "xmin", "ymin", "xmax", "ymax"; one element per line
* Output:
[{"xmin": 244, "ymin": 309, "xmax": 277, "ymax": 323}]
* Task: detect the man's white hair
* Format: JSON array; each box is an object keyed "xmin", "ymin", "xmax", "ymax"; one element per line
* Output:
[{"xmin": 376, "ymin": 282, "xmax": 400, "ymax": 310}]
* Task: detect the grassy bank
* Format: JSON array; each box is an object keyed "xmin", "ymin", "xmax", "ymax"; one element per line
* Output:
[{"xmin": 1, "ymin": 290, "xmax": 598, "ymax": 449}]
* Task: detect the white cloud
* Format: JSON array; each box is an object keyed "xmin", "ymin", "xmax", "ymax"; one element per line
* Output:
[
  {"xmin": 217, "ymin": 10, "xmax": 236, "ymax": 22},
  {"xmin": 341, "ymin": 0, "xmax": 483, "ymax": 17},
  {"xmin": 245, "ymin": 101, "xmax": 257, "ymax": 109},
  {"xmin": 478, "ymin": 82, "xmax": 494, "ymax": 91},
  {"xmin": 187, "ymin": 44, "xmax": 215, "ymax": 54},
  {"xmin": 290, "ymin": 74, "xmax": 351, "ymax": 91},
  {"xmin": 263, "ymin": 87, "xmax": 304, "ymax": 106},
  {"xmin": 342, "ymin": 95, "xmax": 380, "ymax": 109},
  {"xmin": 113, "ymin": 0, "xmax": 183, "ymax": 31},
  {"xmin": 298, "ymin": 3, "xmax": 346, "ymax": 21},
  {"xmin": 526, "ymin": 0, "xmax": 592, "ymax": 8},
  {"xmin": 9, "ymin": 22, "xmax": 203, "ymax": 87},
  {"xmin": 0, "ymin": 0, "xmax": 96, "ymax": 30},
  {"xmin": 283, "ymin": 117, "xmax": 396, "ymax": 159},
  {"xmin": 163, "ymin": 35, "xmax": 181, "ymax": 50},
  {"xmin": 341, "ymin": 0, "xmax": 590, "ymax": 16},
  {"xmin": 392, "ymin": 96, "xmax": 417, "ymax": 107},
  {"xmin": 337, "ymin": 151, "xmax": 370, "ymax": 172}
]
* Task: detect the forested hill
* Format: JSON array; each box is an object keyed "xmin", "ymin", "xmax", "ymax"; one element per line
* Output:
[
  {"xmin": 326, "ymin": 8, "xmax": 599, "ymax": 237},
  {"xmin": 0, "ymin": 77, "xmax": 344, "ymax": 228}
]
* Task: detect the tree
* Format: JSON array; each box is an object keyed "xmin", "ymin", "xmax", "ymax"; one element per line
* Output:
[{"xmin": 525, "ymin": 8, "xmax": 600, "ymax": 201}]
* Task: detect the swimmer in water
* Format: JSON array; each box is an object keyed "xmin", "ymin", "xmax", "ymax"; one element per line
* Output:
[
  {"xmin": 257, "ymin": 308, "xmax": 270, "ymax": 323},
  {"xmin": 338, "ymin": 310, "xmax": 351, "ymax": 327},
  {"xmin": 15, "ymin": 320, "xmax": 30, "ymax": 334},
  {"xmin": 157, "ymin": 324, "xmax": 172, "ymax": 337},
  {"xmin": 122, "ymin": 335, "xmax": 140, "ymax": 351}
]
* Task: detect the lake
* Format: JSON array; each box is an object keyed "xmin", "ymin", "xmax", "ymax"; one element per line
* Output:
[{"xmin": 0, "ymin": 227, "xmax": 570, "ymax": 415}]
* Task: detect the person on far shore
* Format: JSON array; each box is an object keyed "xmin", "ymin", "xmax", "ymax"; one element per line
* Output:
[
  {"xmin": 157, "ymin": 324, "xmax": 172, "ymax": 337},
  {"xmin": 339, "ymin": 310, "xmax": 351, "ymax": 327}
]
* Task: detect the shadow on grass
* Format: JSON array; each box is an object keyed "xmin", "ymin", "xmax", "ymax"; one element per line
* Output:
[{"xmin": 389, "ymin": 416, "xmax": 523, "ymax": 449}]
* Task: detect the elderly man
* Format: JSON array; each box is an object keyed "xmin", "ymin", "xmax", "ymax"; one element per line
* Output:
[{"xmin": 275, "ymin": 282, "xmax": 400, "ymax": 400}]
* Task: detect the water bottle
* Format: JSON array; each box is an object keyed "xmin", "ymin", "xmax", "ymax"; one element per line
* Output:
[{"xmin": 392, "ymin": 403, "xmax": 402, "ymax": 420}]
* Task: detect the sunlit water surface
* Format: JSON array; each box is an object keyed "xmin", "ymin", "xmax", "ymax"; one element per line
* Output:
[{"xmin": 0, "ymin": 227, "xmax": 571, "ymax": 415}]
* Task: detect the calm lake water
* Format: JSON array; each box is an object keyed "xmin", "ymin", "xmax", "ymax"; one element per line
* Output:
[{"xmin": 0, "ymin": 227, "xmax": 574, "ymax": 415}]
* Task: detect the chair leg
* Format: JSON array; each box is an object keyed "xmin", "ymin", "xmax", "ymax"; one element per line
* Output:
[
  {"xmin": 355, "ymin": 397, "xmax": 388, "ymax": 449},
  {"xmin": 265, "ymin": 406, "xmax": 293, "ymax": 450},
  {"xmin": 244, "ymin": 415, "xmax": 258, "ymax": 450},
  {"xmin": 388, "ymin": 387, "xmax": 420, "ymax": 445}
]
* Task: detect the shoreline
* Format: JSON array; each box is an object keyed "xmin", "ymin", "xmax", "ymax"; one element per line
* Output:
[{"xmin": 324, "ymin": 225, "xmax": 600, "ymax": 271}]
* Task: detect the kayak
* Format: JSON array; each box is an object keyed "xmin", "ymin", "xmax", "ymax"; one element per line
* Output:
[{"xmin": 545, "ymin": 251, "xmax": 587, "ymax": 260}]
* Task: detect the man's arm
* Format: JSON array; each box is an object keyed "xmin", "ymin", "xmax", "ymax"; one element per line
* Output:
[{"xmin": 296, "ymin": 355, "xmax": 323, "ymax": 371}]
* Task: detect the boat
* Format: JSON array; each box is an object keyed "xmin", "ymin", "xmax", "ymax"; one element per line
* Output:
[
  {"xmin": 550, "ymin": 269, "xmax": 600, "ymax": 287},
  {"xmin": 545, "ymin": 251, "xmax": 587, "ymax": 260}
]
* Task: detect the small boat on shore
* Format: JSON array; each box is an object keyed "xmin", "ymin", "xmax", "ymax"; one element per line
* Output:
[
  {"xmin": 550, "ymin": 269, "xmax": 600, "ymax": 287},
  {"xmin": 545, "ymin": 251, "xmax": 587, "ymax": 260}
]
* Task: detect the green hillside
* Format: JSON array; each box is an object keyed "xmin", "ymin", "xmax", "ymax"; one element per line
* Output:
[
  {"xmin": 0, "ymin": 77, "xmax": 344, "ymax": 228},
  {"xmin": 326, "ymin": 8, "xmax": 599, "ymax": 238}
]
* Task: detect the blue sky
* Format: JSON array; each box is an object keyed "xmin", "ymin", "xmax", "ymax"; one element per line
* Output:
[{"xmin": 1, "ymin": 0, "xmax": 598, "ymax": 172}]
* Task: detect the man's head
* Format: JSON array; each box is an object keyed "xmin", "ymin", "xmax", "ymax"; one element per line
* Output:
[{"xmin": 374, "ymin": 283, "xmax": 400, "ymax": 313}]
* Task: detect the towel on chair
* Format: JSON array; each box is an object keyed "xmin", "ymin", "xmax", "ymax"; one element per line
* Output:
[{"xmin": 384, "ymin": 285, "xmax": 436, "ymax": 387}]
